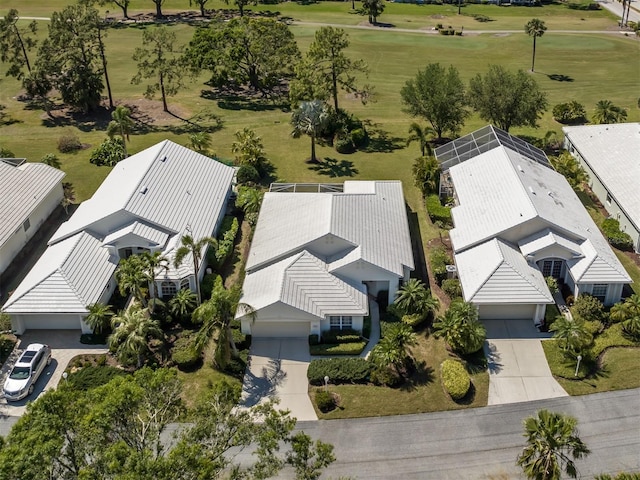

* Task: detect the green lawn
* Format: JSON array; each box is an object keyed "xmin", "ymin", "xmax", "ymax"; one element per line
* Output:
[{"xmin": 176, "ymin": 364, "xmax": 241, "ymax": 410}]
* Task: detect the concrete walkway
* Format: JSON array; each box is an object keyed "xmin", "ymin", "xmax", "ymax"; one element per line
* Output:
[
  {"xmin": 1, "ymin": 331, "xmax": 107, "ymax": 417},
  {"xmin": 240, "ymin": 338, "xmax": 317, "ymax": 421},
  {"xmin": 484, "ymin": 320, "xmax": 568, "ymax": 406},
  {"xmin": 361, "ymin": 297, "xmax": 380, "ymax": 360}
]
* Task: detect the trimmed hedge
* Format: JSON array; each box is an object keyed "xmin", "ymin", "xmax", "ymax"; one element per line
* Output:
[
  {"xmin": 67, "ymin": 366, "xmax": 128, "ymax": 391},
  {"xmin": 310, "ymin": 342, "xmax": 367, "ymax": 356},
  {"xmin": 215, "ymin": 216, "xmax": 239, "ymax": 266},
  {"xmin": 315, "ymin": 390, "xmax": 336, "ymax": 412},
  {"xmin": 425, "ymin": 194, "xmax": 452, "ymax": 228},
  {"xmin": 321, "ymin": 329, "xmax": 362, "ymax": 344},
  {"xmin": 441, "ymin": 359, "xmax": 471, "ymax": 400},
  {"xmin": 602, "ymin": 218, "xmax": 634, "ymax": 251},
  {"xmin": 307, "ymin": 358, "xmax": 372, "ymax": 385}
]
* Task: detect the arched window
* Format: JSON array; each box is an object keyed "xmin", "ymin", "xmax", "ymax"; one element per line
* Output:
[
  {"xmin": 180, "ymin": 278, "xmax": 191, "ymax": 291},
  {"xmin": 161, "ymin": 281, "xmax": 177, "ymax": 298}
]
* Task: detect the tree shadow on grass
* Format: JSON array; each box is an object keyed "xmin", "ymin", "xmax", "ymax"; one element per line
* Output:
[
  {"xmin": 201, "ymin": 89, "xmax": 290, "ymax": 113},
  {"xmin": 40, "ymin": 105, "xmax": 113, "ymax": 132},
  {"xmin": 362, "ymin": 122, "xmax": 405, "ymax": 153},
  {"xmin": 547, "ymin": 73, "xmax": 574, "ymax": 82},
  {"xmin": 399, "ymin": 360, "xmax": 435, "ymax": 392},
  {"xmin": 308, "ymin": 157, "xmax": 359, "ymax": 178}
]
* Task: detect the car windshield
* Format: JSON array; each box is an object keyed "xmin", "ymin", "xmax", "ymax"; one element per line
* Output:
[{"xmin": 9, "ymin": 366, "xmax": 31, "ymax": 380}]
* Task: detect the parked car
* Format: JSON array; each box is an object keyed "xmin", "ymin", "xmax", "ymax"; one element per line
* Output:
[{"xmin": 3, "ymin": 343, "xmax": 51, "ymax": 401}]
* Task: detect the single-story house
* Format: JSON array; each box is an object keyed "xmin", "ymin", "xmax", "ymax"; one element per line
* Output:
[
  {"xmin": 237, "ymin": 181, "xmax": 415, "ymax": 338},
  {"xmin": 435, "ymin": 126, "xmax": 632, "ymax": 323},
  {"xmin": 562, "ymin": 123, "xmax": 640, "ymax": 253},
  {"xmin": 0, "ymin": 158, "xmax": 65, "ymax": 277},
  {"xmin": 3, "ymin": 140, "xmax": 235, "ymax": 334}
]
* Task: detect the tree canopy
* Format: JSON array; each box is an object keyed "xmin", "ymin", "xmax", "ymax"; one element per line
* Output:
[
  {"xmin": 401, "ymin": 63, "xmax": 468, "ymax": 140},
  {"xmin": 0, "ymin": 9, "xmax": 38, "ymax": 80},
  {"xmin": 467, "ymin": 65, "xmax": 548, "ymax": 132},
  {"xmin": 525, "ymin": 18, "xmax": 547, "ymax": 73}
]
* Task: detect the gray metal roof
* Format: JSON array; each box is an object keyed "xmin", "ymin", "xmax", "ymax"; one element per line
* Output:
[
  {"xmin": 0, "ymin": 160, "xmax": 65, "ymax": 247},
  {"xmin": 562, "ymin": 123, "xmax": 640, "ymax": 231}
]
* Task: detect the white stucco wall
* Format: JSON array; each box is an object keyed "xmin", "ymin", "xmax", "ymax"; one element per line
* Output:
[{"xmin": 332, "ymin": 260, "xmax": 401, "ymax": 305}]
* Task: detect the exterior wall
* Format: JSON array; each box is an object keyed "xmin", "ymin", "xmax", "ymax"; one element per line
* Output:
[
  {"xmin": 477, "ymin": 303, "xmax": 538, "ymax": 320},
  {"xmin": 240, "ymin": 302, "xmax": 318, "ymax": 336},
  {"xmin": 332, "ymin": 261, "xmax": 400, "ymax": 306},
  {"xmin": 565, "ymin": 137, "xmax": 640, "ymax": 253},
  {"xmin": 11, "ymin": 313, "xmax": 88, "ymax": 335},
  {"xmin": 575, "ymin": 282, "xmax": 624, "ymax": 306},
  {"xmin": 0, "ymin": 183, "xmax": 63, "ymax": 275}
]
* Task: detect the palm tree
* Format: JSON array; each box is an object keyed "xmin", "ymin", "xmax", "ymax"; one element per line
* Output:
[
  {"xmin": 433, "ymin": 301, "xmax": 486, "ymax": 355},
  {"xmin": 291, "ymin": 100, "xmax": 330, "ymax": 164},
  {"xmin": 106, "ymin": 105, "xmax": 134, "ymax": 157},
  {"xmin": 108, "ymin": 307, "xmax": 163, "ymax": 368},
  {"xmin": 85, "ymin": 303, "xmax": 114, "ymax": 334},
  {"xmin": 370, "ymin": 322, "xmax": 416, "ymax": 373},
  {"xmin": 40, "ymin": 153, "xmax": 61, "ymax": 169},
  {"xmin": 525, "ymin": 19, "xmax": 547, "ymax": 73},
  {"xmin": 549, "ymin": 316, "xmax": 593, "ymax": 355},
  {"xmin": 412, "ymin": 156, "xmax": 441, "ymax": 197},
  {"xmin": 550, "ymin": 152, "xmax": 589, "ymax": 190},
  {"xmin": 61, "ymin": 182, "xmax": 76, "ymax": 216},
  {"xmin": 406, "ymin": 123, "xmax": 434, "ymax": 157},
  {"xmin": 394, "ymin": 278, "xmax": 440, "ymax": 320},
  {"xmin": 517, "ymin": 409, "xmax": 590, "ymax": 480},
  {"xmin": 191, "ymin": 285, "xmax": 255, "ymax": 368},
  {"xmin": 141, "ymin": 251, "xmax": 169, "ymax": 309},
  {"xmin": 188, "ymin": 131, "xmax": 212, "ymax": 154},
  {"xmin": 169, "ymin": 288, "xmax": 198, "ymax": 323},
  {"xmin": 231, "ymin": 128, "xmax": 267, "ymax": 168},
  {"xmin": 174, "ymin": 234, "xmax": 217, "ymax": 305},
  {"xmin": 116, "ymin": 255, "xmax": 150, "ymax": 307},
  {"xmin": 592, "ymin": 100, "xmax": 628, "ymax": 124},
  {"xmin": 609, "ymin": 294, "xmax": 640, "ymax": 323},
  {"xmin": 236, "ymin": 186, "xmax": 263, "ymax": 217}
]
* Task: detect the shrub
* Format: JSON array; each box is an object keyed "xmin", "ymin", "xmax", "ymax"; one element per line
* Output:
[
  {"xmin": 67, "ymin": 366, "xmax": 128, "ymax": 391},
  {"xmin": 370, "ymin": 366, "xmax": 403, "ymax": 387},
  {"xmin": 380, "ymin": 321, "xmax": 396, "ymax": 339},
  {"xmin": 602, "ymin": 218, "xmax": 634, "ymax": 251},
  {"xmin": 236, "ymin": 164, "xmax": 260, "ymax": 184},
  {"xmin": 321, "ymin": 329, "xmax": 362, "ymax": 344},
  {"xmin": 572, "ymin": 294, "xmax": 605, "ymax": 323},
  {"xmin": 307, "ymin": 358, "xmax": 372, "ymax": 385},
  {"xmin": 402, "ymin": 313, "xmax": 424, "ymax": 328},
  {"xmin": 89, "ymin": 138, "xmax": 126, "ymax": 167},
  {"xmin": 363, "ymin": 315, "xmax": 372, "ymax": 339},
  {"xmin": 200, "ymin": 273, "xmax": 221, "ymax": 301},
  {"xmin": 429, "ymin": 246, "xmax": 453, "ymax": 285},
  {"xmin": 224, "ymin": 356, "xmax": 247, "ymax": 377},
  {"xmin": 546, "ymin": 276, "xmax": 559, "ymax": 295},
  {"xmin": 96, "ymin": 354, "xmax": 107, "ymax": 367},
  {"xmin": 441, "ymin": 278, "xmax": 462, "ymax": 299},
  {"xmin": 215, "ymin": 217, "xmax": 239, "ymax": 266},
  {"xmin": 171, "ymin": 332, "xmax": 201, "ymax": 370},
  {"xmin": 552, "ymin": 101, "xmax": 587, "ymax": 124},
  {"xmin": 309, "ymin": 342, "xmax": 366, "ymax": 355},
  {"xmin": 334, "ymin": 134, "xmax": 356, "ymax": 154},
  {"xmin": 231, "ymin": 327, "xmax": 250, "ymax": 350},
  {"xmin": 309, "ymin": 334, "xmax": 320, "ymax": 345},
  {"xmin": 426, "ymin": 194, "xmax": 452, "ymax": 228},
  {"xmin": 57, "ymin": 133, "xmax": 83, "ymax": 153},
  {"xmin": 566, "ymin": 295, "xmax": 575, "ymax": 306},
  {"xmin": 80, "ymin": 333, "xmax": 108, "ymax": 345},
  {"xmin": 441, "ymin": 359, "xmax": 471, "ymax": 400},
  {"xmin": 315, "ymin": 390, "xmax": 336, "ymax": 412},
  {"xmin": 350, "ymin": 128, "xmax": 367, "ymax": 148}
]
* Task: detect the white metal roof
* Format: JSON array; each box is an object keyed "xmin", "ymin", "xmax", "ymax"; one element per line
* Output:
[
  {"xmin": 518, "ymin": 228, "xmax": 583, "ymax": 258},
  {"xmin": 3, "ymin": 232, "xmax": 118, "ymax": 313},
  {"xmin": 455, "ymin": 238, "xmax": 554, "ymax": 304},
  {"xmin": 562, "ymin": 123, "xmax": 640, "ymax": 231},
  {"xmin": 0, "ymin": 160, "xmax": 65, "ymax": 247},
  {"xmin": 239, "ymin": 250, "xmax": 368, "ymax": 320},
  {"xmin": 101, "ymin": 220, "xmax": 170, "ymax": 248},
  {"xmin": 246, "ymin": 181, "xmax": 414, "ymax": 278}
]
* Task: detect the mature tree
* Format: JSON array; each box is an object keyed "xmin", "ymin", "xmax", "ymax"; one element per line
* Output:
[
  {"xmin": 108, "ymin": 306, "xmax": 163, "ymax": 368},
  {"xmin": 433, "ymin": 301, "xmax": 486, "ymax": 355},
  {"xmin": 40, "ymin": 153, "xmax": 61, "ymax": 169},
  {"xmin": 85, "ymin": 302, "xmax": 114, "ymax": 334},
  {"xmin": 22, "ymin": 67, "xmax": 53, "ymax": 115},
  {"xmin": 184, "ymin": 18, "xmax": 300, "ymax": 95},
  {"xmin": 116, "ymin": 254, "xmax": 150, "ymax": 306},
  {"xmin": 232, "ymin": 127, "xmax": 267, "ymax": 168},
  {"xmin": 517, "ymin": 410, "xmax": 590, "ymax": 480},
  {"xmin": 406, "ymin": 122, "xmax": 434, "ymax": 157},
  {"xmin": 592, "ymin": 100, "xmax": 628, "ymax": 124},
  {"xmin": 550, "ymin": 152, "xmax": 589, "ymax": 190},
  {"xmin": 549, "ymin": 316, "xmax": 593, "ymax": 355},
  {"xmin": 174, "ymin": 234, "xmax": 217, "ymax": 305},
  {"xmin": 468, "ymin": 65, "xmax": 548, "ymax": 132},
  {"xmin": 151, "ymin": 0, "xmax": 166, "ymax": 18},
  {"xmin": 413, "ymin": 155, "xmax": 441, "ymax": 197},
  {"xmin": 525, "ymin": 19, "xmax": 547, "ymax": 73},
  {"xmin": 106, "ymin": 105, "xmax": 134, "ymax": 157},
  {"xmin": 0, "ymin": 9, "xmax": 38, "ymax": 80},
  {"xmin": 401, "ymin": 63, "xmax": 468, "ymax": 140},
  {"xmin": 285, "ymin": 432, "xmax": 336, "ymax": 480},
  {"xmin": 169, "ymin": 288, "xmax": 198, "ymax": 323},
  {"xmin": 132, "ymin": 26, "xmax": 186, "ymax": 113},
  {"xmin": 290, "ymin": 27, "xmax": 369, "ymax": 111},
  {"xmin": 190, "ymin": 0, "xmax": 211, "ymax": 16},
  {"xmin": 192, "ymin": 284, "xmax": 255, "ymax": 367},
  {"xmin": 223, "ymin": 0, "xmax": 257, "ymax": 16},
  {"xmin": 89, "ymin": 137, "xmax": 127, "ymax": 167},
  {"xmin": 394, "ymin": 278, "xmax": 440, "ymax": 320},
  {"xmin": 105, "ymin": 0, "xmax": 132, "ymax": 19},
  {"xmin": 361, "ymin": 0, "xmax": 386, "ymax": 24},
  {"xmin": 188, "ymin": 131, "xmax": 212, "ymax": 154},
  {"xmin": 291, "ymin": 100, "xmax": 330, "ymax": 164}
]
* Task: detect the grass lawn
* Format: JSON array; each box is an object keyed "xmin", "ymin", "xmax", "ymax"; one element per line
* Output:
[
  {"xmin": 176, "ymin": 364, "xmax": 242, "ymax": 409},
  {"xmin": 313, "ymin": 332, "xmax": 489, "ymax": 419}
]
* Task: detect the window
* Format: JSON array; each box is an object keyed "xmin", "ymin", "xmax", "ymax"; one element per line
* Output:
[
  {"xmin": 161, "ymin": 281, "xmax": 177, "ymax": 298},
  {"xmin": 23, "ymin": 218, "xmax": 30, "ymax": 232},
  {"xmin": 329, "ymin": 316, "xmax": 352, "ymax": 330},
  {"xmin": 180, "ymin": 278, "xmax": 191, "ymax": 291},
  {"xmin": 606, "ymin": 192, "xmax": 612, "ymax": 205},
  {"xmin": 592, "ymin": 284, "xmax": 607, "ymax": 303},
  {"xmin": 541, "ymin": 259, "xmax": 563, "ymax": 279}
]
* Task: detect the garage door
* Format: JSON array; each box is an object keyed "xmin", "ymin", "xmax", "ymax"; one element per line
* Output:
[
  {"xmin": 22, "ymin": 314, "xmax": 81, "ymax": 330},
  {"xmin": 478, "ymin": 304, "xmax": 536, "ymax": 320},
  {"xmin": 250, "ymin": 321, "xmax": 310, "ymax": 338}
]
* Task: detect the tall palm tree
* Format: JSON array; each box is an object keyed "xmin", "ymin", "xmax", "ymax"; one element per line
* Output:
[
  {"xmin": 291, "ymin": 100, "xmax": 330, "ymax": 164},
  {"xmin": 525, "ymin": 19, "xmax": 547, "ymax": 73},
  {"xmin": 517, "ymin": 409, "xmax": 590, "ymax": 480},
  {"xmin": 174, "ymin": 234, "xmax": 218, "ymax": 305},
  {"xmin": 106, "ymin": 105, "xmax": 134, "ymax": 157},
  {"xmin": 406, "ymin": 123, "xmax": 434, "ymax": 157},
  {"xmin": 549, "ymin": 316, "xmax": 593, "ymax": 355},
  {"xmin": 550, "ymin": 152, "xmax": 589, "ymax": 190},
  {"xmin": 85, "ymin": 303, "xmax": 114, "ymax": 334},
  {"xmin": 394, "ymin": 278, "xmax": 440, "ymax": 320},
  {"xmin": 231, "ymin": 128, "xmax": 267, "ymax": 168},
  {"xmin": 169, "ymin": 288, "xmax": 198, "ymax": 324},
  {"xmin": 191, "ymin": 285, "xmax": 255, "ymax": 368},
  {"xmin": 141, "ymin": 251, "xmax": 169, "ymax": 307},
  {"xmin": 108, "ymin": 307, "xmax": 163, "ymax": 368},
  {"xmin": 592, "ymin": 100, "xmax": 628, "ymax": 124},
  {"xmin": 116, "ymin": 255, "xmax": 150, "ymax": 307}
]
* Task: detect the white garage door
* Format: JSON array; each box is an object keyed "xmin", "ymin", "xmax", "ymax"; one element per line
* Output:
[
  {"xmin": 478, "ymin": 304, "xmax": 536, "ymax": 320},
  {"xmin": 250, "ymin": 321, "xmax": 310, "ymax": 338},
  {"xmin": 23, "ymin": 314, "xmax": 81, "ymax": 330}
]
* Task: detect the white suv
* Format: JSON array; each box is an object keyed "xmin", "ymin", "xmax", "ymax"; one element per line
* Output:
[{"xmin": 3, "ymin": 343, "xmax": 52, "ymax": 401}]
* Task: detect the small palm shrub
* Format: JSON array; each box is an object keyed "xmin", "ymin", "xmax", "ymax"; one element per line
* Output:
[
  {"xmin": 441, "ymin": 359, "xmax": 471, "ymax": 400},
  {"xmin": 402, "ymin": 313, "xmax": 423, "ymax": 328}
]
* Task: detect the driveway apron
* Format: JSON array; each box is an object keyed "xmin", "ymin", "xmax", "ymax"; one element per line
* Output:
[
  {"xmin": 483, "ymin": 320, "xmax": 568, "ymax": 405},
  {"xmin": 241, "ymin": 338, "xmax": 317, "ymax": 421}
]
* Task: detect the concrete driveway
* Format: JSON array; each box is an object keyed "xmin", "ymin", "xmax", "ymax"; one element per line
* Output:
[
  {"xmin": 483, "ymin": 320, "xmax": 568, "ymax": 406},
  {"xmin": 1, "ymin": 330, "xmax": 108, "ymax": 417},
  {"xmin": 241, "ymin": 338, "xmax": 317, "ymax": 421}
]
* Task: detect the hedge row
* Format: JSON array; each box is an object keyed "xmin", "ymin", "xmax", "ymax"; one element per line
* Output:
[
  {"xmin": 441, "ymin": 359, "xmax": 471, "ymax": 400},
  {"xmin": 310, "ymin": 342, "xmax": 367, "ymax": 356},
  {"xmin": 307, "ymin": 358, "xmax": 372, "ymax": 385},
  {"xmin": 321, "ymin": 329, "xmax": 362, "ymax": 344},
  {"xmin": 215, "ymin": 216, "xmax": 240, "ymax": 265},
  {"xmin": 602, "ymin": 218, "xmax": 634, "ymax": 251},
  {"xmin": 425, "ymin": 194, "xmax": 452, "ymax": 228},
  {"xmin": 429, "ymin": 246, "xmax": 453, "ymax": 286}
]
